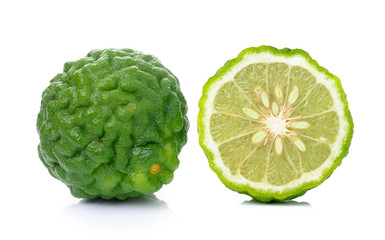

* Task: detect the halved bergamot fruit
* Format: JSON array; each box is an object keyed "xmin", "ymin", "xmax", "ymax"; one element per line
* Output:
[{"xmin": 198, "ymin": 46, "xmax": 353, "ymax": 202}]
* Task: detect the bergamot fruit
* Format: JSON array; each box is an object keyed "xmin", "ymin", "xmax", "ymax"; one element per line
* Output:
[
  {"xmin": 37, "ymin": 48, "xmax": 188, "ymax": 200},
  {"xmin": 198, "ymin": 46, "xmax": 353, "ymax": 202}
]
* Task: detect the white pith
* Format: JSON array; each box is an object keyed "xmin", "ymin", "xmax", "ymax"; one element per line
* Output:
[
  {"xmin": 267, "ymin": 117, "xmax": 286, "ymax": 135},
  {"xmin": 202, "ymin": 52, "xmax": 349, "ymax": 192}
]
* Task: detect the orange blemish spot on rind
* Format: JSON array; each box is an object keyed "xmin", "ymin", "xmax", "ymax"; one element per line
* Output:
[{"xmin": 150, "ymin": 163, "xmax": 161, "ymax": 174}]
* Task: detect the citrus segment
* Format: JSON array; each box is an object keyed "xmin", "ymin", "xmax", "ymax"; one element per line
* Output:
[
  {"xmin": 239, "ymin": 144, "xmax": 270, "ymax": 182},
  {"xmin": 288, "ymin": 66, "xmax": 316, "ymax": 104},
  {"xmin": 298, "ymin": 137, "xmax": 331, "ymax": 173},
  {"xmin": 266, "ymin": 63, "xmax": 290, "ymax": 104},
  {"xmin": 283, "ymin": 137, "xmax": 302, "ymax": 172},
  {"xmin": 218, "ymin": 133, "xmax": 257, "ymax": 175},
  {"xmin": 292, "ymin": 111, "xmax": 339, "ymax": 144},
  {"xmin": 234, "ymin": 63, "xmax": 267, "ymax": 107},
  {"xmin": 291, "ymin": 83, "xmax": 335, "ymax": 117},
  {"xmin": 214, "ymin": 81, "xmax": 258, "ymax": 117},
  {"xmin": 210, "ymin": 113, "xmax": 263, "ymax": 143},
  {"xmin": 266, "ymin": 149, "xmax": 297, "ymax": 186}
]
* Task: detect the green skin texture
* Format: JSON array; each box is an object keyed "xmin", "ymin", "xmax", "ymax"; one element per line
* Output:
[
  {"xmin": 198, "ymin": 46, "xmax": 354, "ymax": 202},
  {"xmin": 37, "ymin": 49, "xmax": 188, "ymax": 200}
]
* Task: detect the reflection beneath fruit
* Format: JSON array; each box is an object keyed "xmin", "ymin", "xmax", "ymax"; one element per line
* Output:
[
  {"xmin": 241, "ymin": 199, "xmax": 311, "ymax": 207},
  {"xmin": 79, "ymin": 194, "xmax": 169, "ymax": 208},
  {"xmin": 60, "ymin": 194, "xmax": 175, "ymax": 232}
]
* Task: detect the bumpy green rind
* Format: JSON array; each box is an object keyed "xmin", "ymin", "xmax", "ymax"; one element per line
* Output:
[
  {"xmin": 198, "ymin": 45, "xmax": 354, "ymax": 202},
  {"xmin": 37, "ymin": 49, "xmax": 188, "ymax": 200}
]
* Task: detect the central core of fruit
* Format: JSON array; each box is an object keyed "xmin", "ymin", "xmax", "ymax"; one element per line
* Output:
[
  {"xmin": 239, "ymin": 84, "xmax": 311, "ymax": 155},
  {"xmin": 266, "ymin": 116, "xmax": 287, "ymax": 135}
]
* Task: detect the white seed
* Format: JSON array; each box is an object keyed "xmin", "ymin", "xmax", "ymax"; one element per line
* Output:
[
  {"xmin": 274, "ymin": 85, "xmax": 283, "ymax": 99},
  {"xmin": 274, "ymin": 136, "xmax": 283, "ymax": 155},
  {"xmin": 320, "ymin": 137, "xmax": 327, "ymax": 142},
  {"xmin": 252, "ymin": 130, "xmax": 267, "ymax": 144},
  {"xmin": 294, "ymin": 138, "xmax": 306, "ymax": 152},
  {"xmin": 291, "ymin": 121, "xmax": 310, "ymax": 129},
  {"xmin": 261, "ymin": 91, "xmax": 269, "ymax": 108},
  {"xmin": 272, "ymin": 102, "xmax": 279, "ymax": 116},
  {"xmin": 242, "ymin": 107, "xmax": 260, "ymax": 119},
  {"xmin": 288, "ymin": 86, "xmax": 299, "ymax": 105}
]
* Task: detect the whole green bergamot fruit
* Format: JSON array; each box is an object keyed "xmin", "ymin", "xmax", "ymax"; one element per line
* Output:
[{"xmin": 37, "ymin": 49, "xmax": 188, "ymax": 200}]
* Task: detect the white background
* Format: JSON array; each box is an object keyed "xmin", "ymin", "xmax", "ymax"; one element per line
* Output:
[{"xmin": 1, "ymin": 0, "xmax": 384, "ymax": 239}]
